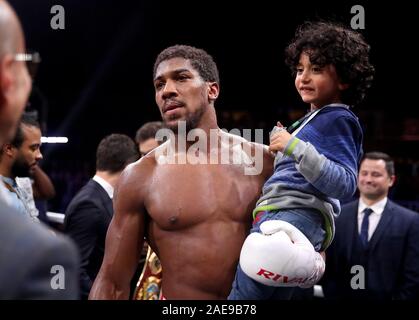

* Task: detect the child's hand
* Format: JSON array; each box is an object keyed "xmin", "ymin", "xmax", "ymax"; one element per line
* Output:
[{"xmin": 269, "ymin": 121, "xmax": 292, "ymax": 153}]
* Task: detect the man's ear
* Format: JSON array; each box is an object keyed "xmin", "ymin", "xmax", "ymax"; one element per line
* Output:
[
  {"xmin": 0, "ymin": 54, "xmax": 15, "ymax": 106},
  {"xmin": 2, "ymin": 143, "xmax": 15, "ymax": 157},
  {"xmin": 389, "ymin": 175, "xmax": 396, "ymax": 188},
  {"xmin": 207, "ymin": 82, "xmax": 219, "ymax": 102}
]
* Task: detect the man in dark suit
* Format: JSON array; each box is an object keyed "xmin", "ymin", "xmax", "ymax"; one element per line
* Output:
[
  {"xmin": 0, "ymin": 197, "xmax": 80, "ymax": 299},
  {"xmin": 64, "ymin": 134, "xmax": 139, "ymax": 299},
  {"xmin": 0, "ymin": 0, "xmax": 79, "ymax": 299},
  {"xmin": 322, "ymin": 152, "xmax": 419, "ymax": 300},
  {"xmin": 135, "ymin": 121, "xmax": 163, "ymax": 157}
]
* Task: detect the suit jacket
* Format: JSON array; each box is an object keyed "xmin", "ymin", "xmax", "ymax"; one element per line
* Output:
[
  {"xmin": 0, "ymin": 186, "xmax": 79, "ymax": 299},
  {"xmin": 64, "ymin": 179, "xmax": 113, "ymax": 299},
  {"xmin": 322, "ymin": 199, "xmax": 419, "ymax": 300}
]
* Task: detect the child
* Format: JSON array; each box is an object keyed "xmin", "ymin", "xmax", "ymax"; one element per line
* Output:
[{"xmin": 229, "ymin": 21, "xmax": 374, "ymax": 300}]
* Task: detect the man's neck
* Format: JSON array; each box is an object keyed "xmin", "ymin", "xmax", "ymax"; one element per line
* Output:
[
  {"xmin": 95, "ymin": 171, "xmax": 120, "ymax": 189},
  {"xmin": 360, "ymin": 194, "xmax": 387, "ymax": 207},
  {"xmin": 171, "ymin": 107, "xmax": 220, "ymax": 153},
  {"xmin": 189, "ymin": 105, "xmax": 219, "ymax": 136},
  {"xmin": 170, "ymin": 126, "xmax": 224, "ymax": 155},
  {"xmin": 0, "ymin": 162, "xmax": 13, "ymax": 179}
]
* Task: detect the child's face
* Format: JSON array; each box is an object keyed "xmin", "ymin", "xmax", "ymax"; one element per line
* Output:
[{"xmin": 295, "ymin": 53, "xmax": 348, "ymax": 110}]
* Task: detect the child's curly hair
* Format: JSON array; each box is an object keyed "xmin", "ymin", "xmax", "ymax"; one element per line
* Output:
[{"xmin": 285, "ymin": 21, "xmax": 375, "ymax": 106}]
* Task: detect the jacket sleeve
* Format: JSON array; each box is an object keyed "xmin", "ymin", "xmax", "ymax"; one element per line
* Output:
[
  {"xmin": 393, "ymin": 213, "xmax": 419, "ymax": 299},
  {"xmin": 284, "ymin": 115, "xmax": 361, "ymax": 200},
  {"xmin": 22, "ymin": 234, "xmax": 80, "ymax": 299},
  {"xmin": 65, "ymin": 202, "xmax": 101, "ymax": 299}
]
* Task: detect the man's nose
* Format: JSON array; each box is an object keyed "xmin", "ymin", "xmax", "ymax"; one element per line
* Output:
[
  {"xmin": 364, "ymin": 175, "xmax": 373, "ymax": 183},
  {"xmin": 162, "ymin": 80, "xmax": 177, "ymax": 99},
  {"xmin": 35, "ymin": 150, "xmax": 43, "ymax": 161}
]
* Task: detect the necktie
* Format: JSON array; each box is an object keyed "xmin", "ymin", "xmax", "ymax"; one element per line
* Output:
[{"xmin": 360, "ymin": 208, "xmax": 373, "ymax": 246}]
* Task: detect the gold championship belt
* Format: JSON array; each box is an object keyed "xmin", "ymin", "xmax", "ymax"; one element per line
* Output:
[{"xmin": 133, "ymin": 245, "xmax": 162, "ymax": 300}]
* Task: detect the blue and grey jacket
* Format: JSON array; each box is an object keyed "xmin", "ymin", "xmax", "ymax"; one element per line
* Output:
[{"xmin": 254, "ymin": 104, "xmax": 363, "ymax": 250}]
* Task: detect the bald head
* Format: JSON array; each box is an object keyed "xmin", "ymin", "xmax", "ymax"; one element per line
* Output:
[
  {"xmin": 0, "ymin": 0, "xmax": 24, "ymax": 58},
  {"xmin": 0, "ymin": 0, "xmax": 31, "ymax": 146}
]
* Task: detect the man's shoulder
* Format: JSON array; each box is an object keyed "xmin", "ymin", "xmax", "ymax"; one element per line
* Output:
[
  {"xmin": 115, "ymin": 155, "xmax": 156, "ymax": 198},
  {"xmin": 0, "ymin": 208, "xmax": 77, "ymax": 260},
  {"xmin": 219, "ymin": 131, "xmax": 274, "ymax": 177},
  {"xmin": 247, "ymin": 141, "xmax": 274, "ymax": 177},
  {"xmin": 247, "ymin": 140, "xmax": 270, "ymax": 155},
  {"xmin": 0, "ymin": 209, "xmax": 79, "ymax": 299},
  {"xmin": 340, "ymin": 200, "xmax": 359, "ymax": 216},
  {"xmin": 219, "ymin": 131, "xmax": 272, "ymax": 157},
  {"xmin": 387, "ymin": 200, "xmax": 419, "ymax": 220},
  {"xmin": 126, "ymin": 152, "xmax": 157, "ymax": 176},
  {"xmin": 0, "ymin": 205, "xmax": 30, "ymax": 238},
  {"xmin": 66, "ymin": 180, "xmax": 104, "ymax": 209},
  {"xmin": 72, "ymin": 179, "xmax": 99, "ymax": 196}
]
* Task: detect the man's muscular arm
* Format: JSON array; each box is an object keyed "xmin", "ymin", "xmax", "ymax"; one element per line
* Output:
[{"xmin": 89, "ymin": 159, "xmax": 152, "ymax": 299}]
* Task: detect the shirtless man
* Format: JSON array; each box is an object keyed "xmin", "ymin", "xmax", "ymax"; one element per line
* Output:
[{"xmin": 89, "ymin": 45, "xmax": 273, "ymax": 299}]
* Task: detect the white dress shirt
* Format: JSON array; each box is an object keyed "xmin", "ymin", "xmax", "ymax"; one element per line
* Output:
[
  {"xmin": 357, "ymin": 197, "xmax": 388, "ymax": 241},
  {"xmin": 93, "ymin": 175, "xmax": 114, "ymax": 199}
]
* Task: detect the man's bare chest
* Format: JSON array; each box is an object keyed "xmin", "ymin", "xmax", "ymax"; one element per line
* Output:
[{"xmin": 145, "ymin": 164, "xmax": 262, "ymax": 230}]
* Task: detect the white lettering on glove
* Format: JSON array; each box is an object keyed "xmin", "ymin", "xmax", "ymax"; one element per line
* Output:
[{"xmin": 239, "ymin": 220, "xmax": 325, "ymax": 287}]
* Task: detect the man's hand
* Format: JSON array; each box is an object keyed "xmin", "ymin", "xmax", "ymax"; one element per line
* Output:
[
  {"xmin": 31, "ymin": 165, "xmax": 56, "ymax": 199},
  {"xmin": 269, "ymin": 121, "xmax": 292, "ymax": 153}
]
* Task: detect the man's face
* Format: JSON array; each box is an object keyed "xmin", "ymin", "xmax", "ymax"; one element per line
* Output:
[
  {"xmin": 139, "ymin": 138, "xmax": 159, "ymax": 157},
  {"xmin": 358, "ymin": 158, "xmax": 395, "ymax": 201},
  {"xmin": 0, "ymin": 37, "xmax": 32, "ymax": 144},
  {"xmin": 154, "ymin": 58, "xmax": 209, "ymax": 133},
  {"xmin": 11, "ymin": 124, "xmax": 42, "ymax": 177}
]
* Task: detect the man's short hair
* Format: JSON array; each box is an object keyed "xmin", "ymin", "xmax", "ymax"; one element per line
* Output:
[
  {"xmin": 135, "ymin": 121, "xmax": 164, "ymax": 144},
  {"xmin": 362, "ymin": 152, "xmax": 395, "ymax": 177},
  {"xmin": 11, "ymin": 112, "xmax": 41, "ymax": 149},
  {"xmin": 153, "ymin": 45, "xmax": 220, "ymax": 84},
  {"xmin": 96, "ymin": 134, "xmax": 139, "ymax": 173}
]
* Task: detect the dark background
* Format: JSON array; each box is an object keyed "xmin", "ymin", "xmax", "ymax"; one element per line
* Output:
[{"xmin": 8, "ymin": 0, "xmax": 419, "ymax": 212}]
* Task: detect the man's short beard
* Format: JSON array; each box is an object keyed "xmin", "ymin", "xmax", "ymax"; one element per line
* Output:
[
  {"xmin": 164, "ymin": 106, "xmax": 205, "ymax": 134},
  {"xmin": 11, "ymin": 158, "xmax": 31, "ymax": 178}
]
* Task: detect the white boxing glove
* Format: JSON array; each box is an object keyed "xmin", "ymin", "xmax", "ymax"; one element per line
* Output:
[{"xmin": 239, "ymin": 220, "xmax": 325, "ymax": 288}]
